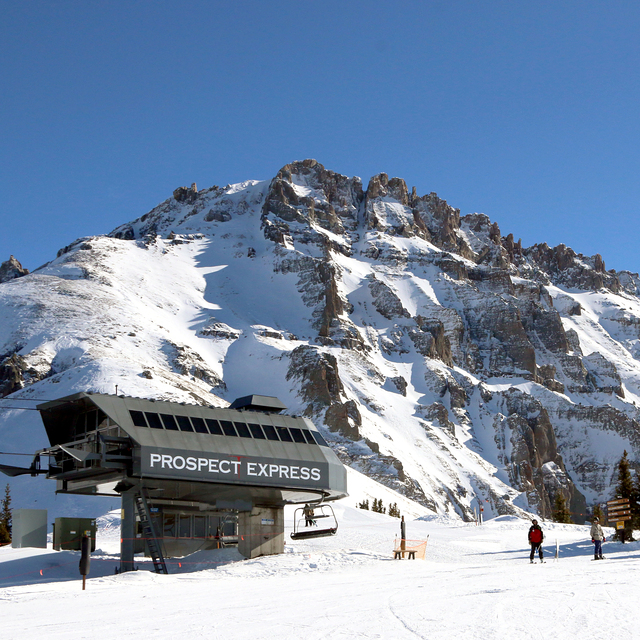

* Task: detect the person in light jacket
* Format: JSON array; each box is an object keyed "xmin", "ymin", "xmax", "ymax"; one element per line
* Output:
[{"xmin": 590, "ymin": 517, "xmax": 606, "ymax": 560}]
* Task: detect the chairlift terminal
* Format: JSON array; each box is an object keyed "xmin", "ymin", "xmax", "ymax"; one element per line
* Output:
[{"xmin": 3, "ymin": 392, "xmax": 348, "ymax": 572}]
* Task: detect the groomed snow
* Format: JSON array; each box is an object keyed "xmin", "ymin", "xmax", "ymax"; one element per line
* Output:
[{"xmin": 1, "ymin": 499, "xmax": 636, "ymax": 640}]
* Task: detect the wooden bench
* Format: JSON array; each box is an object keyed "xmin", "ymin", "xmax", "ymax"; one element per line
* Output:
[
  {"xmin": 393, "ymin": 537, "xmax": 429, "ymax": 560},
  {"xmin": 394, "ymin": 549, "xmax": 416, "ymax": 559}
]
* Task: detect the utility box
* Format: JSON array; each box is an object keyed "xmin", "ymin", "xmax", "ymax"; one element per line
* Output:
[
  {"xmin": 12, "ymin": 509, "xmax": 48, "ymax": 549},
  {"xmin": 53, "ymin": 517, "xmax": 97, "ymax": 551}
]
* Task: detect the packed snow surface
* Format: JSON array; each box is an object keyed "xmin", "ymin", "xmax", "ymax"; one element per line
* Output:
[{"xmin": 1, "ymin": 502, "xmax": 636, "ymax": 640}]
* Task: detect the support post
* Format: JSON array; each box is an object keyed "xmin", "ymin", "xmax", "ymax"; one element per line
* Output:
[{"xmin": 120, "ymin": 489, "xmax": 137, "ymax": 573}]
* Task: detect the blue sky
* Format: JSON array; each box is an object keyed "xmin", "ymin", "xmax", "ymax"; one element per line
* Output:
[{"xmin": 2, "ymin": 1, "xmax": 640, "ymax": 274}]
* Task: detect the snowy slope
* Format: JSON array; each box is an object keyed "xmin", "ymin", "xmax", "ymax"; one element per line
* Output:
[
  {"xmin": 2, "ymin": 160, "xmax": 640, "ymax": 522},
  {"xmin": 1, "ymin": 499, "xmax": 636, "ymax": 640}
]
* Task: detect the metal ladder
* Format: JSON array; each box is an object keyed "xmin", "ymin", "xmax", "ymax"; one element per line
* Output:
[{"xmin": 135, "ymin": 492, "xmax": 168, "ymax": 574}]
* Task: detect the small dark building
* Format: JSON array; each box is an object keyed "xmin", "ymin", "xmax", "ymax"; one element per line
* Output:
[{"xmin": 27, "ymin": 392, "xmax": 348, "ymax": 572}]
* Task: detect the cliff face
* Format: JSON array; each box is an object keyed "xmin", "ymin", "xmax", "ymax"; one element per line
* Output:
[{"xmin": 3, "ymin": 160, "xmax": 640, "ymax": 521}]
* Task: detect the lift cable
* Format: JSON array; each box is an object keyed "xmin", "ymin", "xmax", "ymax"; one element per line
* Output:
[{"xmin": 0, "ymin": 451, "xmax": 39, "ymax": 456}]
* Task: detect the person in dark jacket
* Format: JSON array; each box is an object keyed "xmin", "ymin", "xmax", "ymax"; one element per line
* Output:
[
  {"xmin": 303, "ymin": 503, "xmax": 315, "ymax": 527},
  {"xmin": 528, "ymin": 519, "xmax": 544, "ymax": 563}
]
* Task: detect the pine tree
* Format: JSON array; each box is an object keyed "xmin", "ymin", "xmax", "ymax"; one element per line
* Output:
[
  {"xmin": 633, "ymin": 470, "xmax": 640, "ymax": 530},
  {"xmin": 613, "ymin": 450, "xmax": 635, "ymax": 541},
  {"xmin": 357, "ymin": 499, "xmax": 370, "ymax": 510},
  {"xmin": 551, "ymin": 492, "xmax": 572, "ymax": 523},
  {"xmin": 592, "ymin": 503, "xmax": 605, "ymax": 524},
  {"xmin": 371, "ymin": 498, "xmax": 386, "ymax": 514},
  {"xmin": 388, "ymin": 503, "xmax": 401, "ymax": 518},
  {"xmin": 0, "ymin": 484, "xmax": 11, "ymax": 544}
]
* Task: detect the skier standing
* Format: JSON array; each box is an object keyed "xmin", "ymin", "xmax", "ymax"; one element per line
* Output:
[
  {"xmin": 528, "ymin": 519, "xmax": 544, "ymax": 563},
  {"xmin": 590, "ymin": 516, "xmax": 606, "ymax": 560},
  {"xmin": 303, "ymin": 503, "xmax": 315, "ymax": 527}
]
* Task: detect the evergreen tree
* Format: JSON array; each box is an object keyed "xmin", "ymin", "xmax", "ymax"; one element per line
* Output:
[
  {"xmin": 551, "ymin": 492, "xmax": 572, "ymax": 523},
  {"xmin": 371, "ymin": 498, "xmax": 386, "ymax": 514},
  {"xmin": 613, "ymin": 450, "xmax": 635, "ymax": 541},
  {"xmin": 388, "ymin": 503, "xmax": 401, "ymax": 518},
  {"xmin": 633, "ymin": 470, "xmax": 640, "ymax": 530},
  {"xmin": 0, "ymin": 484, "xmax": 11, "ymax": 544},
  {"xmin": 592, "ymin": 503, "xmax": 605, "ymax": 524},
  {"xmin": 357, "ymin": 499, "xmax": 370, "ymax": 510}
]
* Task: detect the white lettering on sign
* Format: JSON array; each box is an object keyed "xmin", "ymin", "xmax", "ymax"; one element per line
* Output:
[{"xmin": 146, "ymin": 451, "xmax": 325, "ymax": 484}]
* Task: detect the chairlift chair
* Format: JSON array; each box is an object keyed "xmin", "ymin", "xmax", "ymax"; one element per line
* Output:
[{"xmin": 290, "ymin": 503, "xmax": 338, "ymax": 540}]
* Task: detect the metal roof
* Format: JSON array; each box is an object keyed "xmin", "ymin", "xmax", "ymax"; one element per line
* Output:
[
  {"xmin": 35, "ymin": 392, "xmax": 348, "ymax": 505},
  {"xmin": 228, "ymin": 395, "xmax": 287, "ymax": 412}
]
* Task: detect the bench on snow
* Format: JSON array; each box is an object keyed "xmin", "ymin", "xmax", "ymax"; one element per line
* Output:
[{"xmin": 393, "ymin": 537, "xmax": 429, "ymax": 560}]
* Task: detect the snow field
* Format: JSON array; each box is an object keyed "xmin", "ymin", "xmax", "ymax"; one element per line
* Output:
[{"xmin": 2, "ymin": 503, "xmax": 638, "ymax": 640}]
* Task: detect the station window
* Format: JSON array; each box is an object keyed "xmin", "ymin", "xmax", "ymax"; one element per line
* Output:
[
  {"xmin": 145, "ymin": 412, "xmax": 163, "ymax": 430},
  {"xmin": 129, "ymin": 410, "xmax": 147, "ymax": 427},
  {"xmin": 163, "ymin": 514, "xmax": 176, "ymax": 538},
  {"xmin": 262, "ymin": 424, "xmax": 279, "ymax": 441},
  {"xmin": 289, "ymin": 427, "xmax": 306, "ymax": 444},
  {"xmin": 234, "ymin": 422, "xmax": 252, "ymax": 438},
  {"xmin": 194, "ymin": 515, "xmax": 207, "ymax": 540},
  {"xmin": 302, "ymin": 430, "xmax": 317, "ymax": 445},
  {"xmin": 276, "ymin": 426, "xmax": 293, "ymax": 442},
  {"xmin": 176, "ymin": 415, "xmax": 194, "ymax": 432},
  {"xmin": 248, "ymin": 423, "xmax": 266, "ymax": 439},
  {"xmin": 85, "ymin": 410, "xmax": 98, "ymax": 432},
  {"xmin": 160, "ymin": 414, "xmax": 179, "ymax": 430},
  {"xmin": 205, "ymin": 419, "xmax": 223, "ymax": 435},
  {"xmin": 96, "ymin": 409, "xmax": 109, "ymax": 430},
  {"xmin": 312, "ymin": 431, "xmax": 329, "ymax": 447},
  {"xmin": 179, "ymin": 515, "xmax": 191, "ymax": 538},
  {"xmin": 191, "ymin": 417, "xmax": 208, "ymax": 434},
  {"xmin": 220, "ymin": 420, "xmax": 237, "ymax": 437}
]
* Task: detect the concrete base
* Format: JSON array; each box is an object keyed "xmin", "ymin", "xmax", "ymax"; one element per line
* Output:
[{"xmin": 238, "ymin": 507, "xmax": 284, "ymax": 559}]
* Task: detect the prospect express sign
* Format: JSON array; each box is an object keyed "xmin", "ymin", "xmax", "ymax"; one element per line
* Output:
[{"xmin": 139, "ymin": 446, "xmax": 330, "ymax": 489}]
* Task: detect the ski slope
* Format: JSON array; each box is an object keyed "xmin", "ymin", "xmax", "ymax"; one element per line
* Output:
[{"xmin": 2, "ymin": 501, "xmax": 637, "ymax": 640}]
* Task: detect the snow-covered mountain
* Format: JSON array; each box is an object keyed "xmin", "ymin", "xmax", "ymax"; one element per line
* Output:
[{"xmin": 3, "ymin": 159, "xmax": 640, "ymax": 521}]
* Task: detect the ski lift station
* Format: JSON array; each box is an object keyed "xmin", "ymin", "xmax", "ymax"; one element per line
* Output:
[{"xmin": 5, "ymin": 392, "xmax": 347, "ymax": 573}]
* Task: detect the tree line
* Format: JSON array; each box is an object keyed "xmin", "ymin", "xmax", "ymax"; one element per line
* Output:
[{"xmin": 551, "ymin": 450, "xmax": 640, "ymax": 541}]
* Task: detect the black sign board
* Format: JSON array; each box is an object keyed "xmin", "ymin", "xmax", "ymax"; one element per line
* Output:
[{"xmin": 139, "ymin": 446, "xmax": 329, "ymax": 489}]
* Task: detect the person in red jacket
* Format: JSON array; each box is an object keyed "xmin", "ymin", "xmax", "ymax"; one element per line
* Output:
[{"xmin": 528, "ymin": 519, "xmax": 544, "ymax": 563}]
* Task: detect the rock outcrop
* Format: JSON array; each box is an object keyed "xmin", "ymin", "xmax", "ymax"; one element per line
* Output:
[
  {"xmin": 0, "ymin": 256, "xmax": 29, "ymax": 283},
  {"xmin": 4, "ymin": 159, "xmax": 639, "ymax": 522}
]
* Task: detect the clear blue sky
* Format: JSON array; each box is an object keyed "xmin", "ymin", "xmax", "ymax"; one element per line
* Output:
[{"xmin": 2, "ymin": 1, "xmax": 640, "ymax": 274}]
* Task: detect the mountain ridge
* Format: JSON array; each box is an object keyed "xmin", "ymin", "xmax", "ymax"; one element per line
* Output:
[{"xmin": 2, "ymin": 159, "xmax": 640, "ymax": 522}]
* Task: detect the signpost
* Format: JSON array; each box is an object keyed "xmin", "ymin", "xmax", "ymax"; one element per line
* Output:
[{"xmin": 606, "ymin": 498, "xmax": 632, "ymax": 543}]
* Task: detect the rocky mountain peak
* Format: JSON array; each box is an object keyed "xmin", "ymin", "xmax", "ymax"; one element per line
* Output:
[
  {"xmin": 3, "ymin": 160, "xmax": 639, "ymax": 523},
  {"xmin": 0, "ymin": 255, "xmax": 29, "ymax": 283}
]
